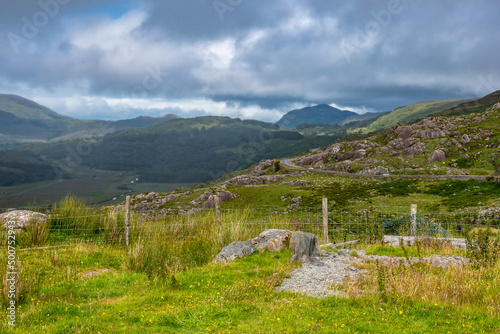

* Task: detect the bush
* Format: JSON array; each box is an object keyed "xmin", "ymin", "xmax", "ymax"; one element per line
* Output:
[{"xmin": 466, "ymin": 227, "xmax": 500, "ymax": 268}]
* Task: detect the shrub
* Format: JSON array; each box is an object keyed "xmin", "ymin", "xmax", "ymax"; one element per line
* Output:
[{"xmin": 466, "ymin": 227, "xmax": 500, "ymax": 268}]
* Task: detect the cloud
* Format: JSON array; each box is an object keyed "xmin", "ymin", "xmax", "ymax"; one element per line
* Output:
[{"xmin": 1, "ymin": 0, "xmax": 499, "ymax": 121}]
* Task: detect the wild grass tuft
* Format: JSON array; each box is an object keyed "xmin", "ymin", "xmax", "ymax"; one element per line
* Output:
[{"xmin": 466, "ymin": 227, "xmax": 500, "ymax": 268}]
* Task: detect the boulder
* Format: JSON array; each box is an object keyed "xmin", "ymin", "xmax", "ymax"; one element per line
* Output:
[
  {"xmin": 249, "ymin": 229, "xmax": 292, "ymax": 252},
  {"xmin": 212, "ymin": 241, "xmax": 256, "ymax": 263},
  {"xmin": 428, "ymin": 149, "xmax": 446, "ymax": 162},
  {"xmin": 352, "ymin": 150, "xmax": 367, "ymax": 160},
  {"xmin": 362, "ymin": 166, "xmax": 389, "ymax": 175},
  {"xmin": 394, "ymin": 125, "xmax": 413, "ymax": 139},
  {"xmin": 289, "ymin": 231, "xmax": 321, "ymax": 263},
  {"xmin": 254, "ymin": 160, "xmax": 273, "ymax": 172},
  {"xmin": 145, "ymin": 192, "xmax": 158, "ymax": 200},
  {"xmin": 0, "ymin": 210, "xmax": 47, "ymax": 232},
  {"xmin": 202, "ymin": 191, "xmax": 237, "ymax": 208},
  {"xmin": 461, "ymin": 134, "xmax": 470, "ymax": 145}
]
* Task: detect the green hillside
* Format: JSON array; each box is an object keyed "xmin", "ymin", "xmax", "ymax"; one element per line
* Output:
[
  {"xmin": 0, "ymin": 94, "xmax": 179, "ymax": 149},
  {"xmin": 434, "ymin": 90, "xmax": 500, "ymax": 117},
  {"xmin": 276, "ymin": 104, "xmax": 356, "ymax": 129},
  {"xmin": 364, "ymin": 98, "xmax": 475, "ymax": 133},
  {"xmin": 0, "ymin": 150, "xmax": 56, "ymax": 186},
  {"xmin": 14, "ymin": 116, "xmax": 342, "ymax": 184},
  {"xmin": 295, "ymin": 102, "xmax": 500, "ymax": 177},
  {"xmin": 0, "ymin": 94, "xmax": 67, "ymax": 120}
]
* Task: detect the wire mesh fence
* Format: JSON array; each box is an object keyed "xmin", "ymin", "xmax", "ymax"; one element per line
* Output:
[{"xmin": 2, "ymin": 202, "xmax": 499, "ymax": 248}]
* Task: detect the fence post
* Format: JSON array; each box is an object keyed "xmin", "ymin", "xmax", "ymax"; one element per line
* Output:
[
  {"xmin": 322, "ymin": 197, "xmax": 328, "ymax": 244},
  {"xmin": 214, "ymin": 194, "xmax": 221, "ymax": 222},
  {"xmin": 125, "ymin": 196, "xmax": 131, "ymax": 246},
  {"xmin": 410, "ymin": 204, "xmax": 417, "ymax": 236}
]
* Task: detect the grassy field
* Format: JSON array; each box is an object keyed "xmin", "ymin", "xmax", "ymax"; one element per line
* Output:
[
  {"xmin": 0, "ymin": 166, "xmax": 194, "ymax": 209},
  {"xmin": 0, "ymin": 241, "xmax": 498, "ymax": 333},
  {"xmin": 1, "ymin": 168, "xmax": 499, "ymax": 333}
]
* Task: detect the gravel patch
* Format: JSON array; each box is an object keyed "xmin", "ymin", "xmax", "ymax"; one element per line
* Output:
[{"xmin": 276, "ymin": 249, "xmax": 468, "ymax": 298}]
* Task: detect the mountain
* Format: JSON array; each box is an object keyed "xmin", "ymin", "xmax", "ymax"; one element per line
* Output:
[
  {"xmin": 0, "ymin": 94, "xmax": 179, "ymax": 149},
  {"xmin": 363, "ymin": 98, "xmax": 475, "ymax": 133},
  {"xmin": 276, "ymin": 104, "xmax": 357, "ymax": 129},
  {"xmin": 433, "ymin": 90, "xmax": 500, "ymax": 117},
  {"xmin": 294, "ymin": 100, "xmax": 500, "ymax": 176},
  {"xmin": 0, "ymin": 150, "xmax": 56, "ymax": 186},
  {"xmin": 340, "ymin": 112, "xmax": 384, "ymax": 126},
  {"xmin": 14, "ymin": 116, "xmax": 342, "ymax": 184}
]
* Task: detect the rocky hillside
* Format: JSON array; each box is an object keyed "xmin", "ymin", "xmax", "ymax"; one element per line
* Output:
[{"xmin": 294, "ymin": 103, "xmax": 500, "ymax": 176}]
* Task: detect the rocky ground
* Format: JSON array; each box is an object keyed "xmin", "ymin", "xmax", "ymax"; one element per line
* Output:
[
  {"xmin": 276, "ymin": 249, "xmax": 468, "ymax": 298},
  {"xmin": 295, "ymin": 103, "xmax": 500, "ymax": 174}
]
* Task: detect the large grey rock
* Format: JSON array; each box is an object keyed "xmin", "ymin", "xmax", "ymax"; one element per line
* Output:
[
  {"xmin": 0, "ymin": 210, "xmax": 47, "ymax": 232},
  {"xmin": 289, "ymin": 231, "xmax": 320, "ymax": 263},
  {"xmin": 250, "ymin": 229, "xmax": 292, "ymax": 252},
  {"xmin": 429, "ymin": 149, "xmax": 446, "ymax": 162},
  {"xmin": 362, "ymin": 166, "xmax": 389, "ymax": 175},
  {"xmin": 212, "ymin": 241, "xmax": 256, "ymax": 263},
  {"xmin": 461, "ymin": 134, "xmax": 471, "ymax": 145}
]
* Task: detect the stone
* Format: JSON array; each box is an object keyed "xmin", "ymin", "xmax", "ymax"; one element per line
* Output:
[
  {"xmin": 249, "ymin": 229, "xmax": 292, "ymax": 252},
  {"xmin": 429, "ymin": 149, "xmax": 446, "ymax": 162},
  {"xmin": 254, "ymin": 160, "xmax": 273, "ymax": 172},
  {"xmin": 0, "ymin": 210, "xmax": 47, "ymax": 232},
  {"xmin": 289, "ymin": 231, "xmax": 320, "ymax": 263},
  {"xmin": 337, "ymin": 249, "xmax": 350, "ymax": 257},
  {"xmin": 461, "ymin": 134, "xmax": 471, "ymax": 145},
  {"xmin": 145, "ymin": 192, "xmax": 158, "ymax": 200},
  {"xmin": 202, "ymin": 191, "xmax": 236, "ymax": 208},
  {"xmin": 212, "ymin": 241, "xmax": 256, "ymax": 263},
  {"xmin": 362, "ymin": 166, "xmax": 389, "ymax": 175}
]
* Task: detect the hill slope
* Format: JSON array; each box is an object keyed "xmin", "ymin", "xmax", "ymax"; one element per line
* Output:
[
  {"xmin": 294, "ymin": 101, "xmax": 500, "ymax": 176},
  {"xmin": 0, "ymin": 94, "xmax": 179, "ymax": 149},
  {"xmin": 364, "ymin": 98, "xmax": 475, "ymax": 133},
  {"xmin": 276, "ymin": 104, "xmax": 357, "ymax": 129},
  {"xmin": 14, "ymin": 116, "xmax": 343, "ymax": 184},
  {"xmin": 433, "ymin": 90, "xmax": 500, "ymax": 117}
]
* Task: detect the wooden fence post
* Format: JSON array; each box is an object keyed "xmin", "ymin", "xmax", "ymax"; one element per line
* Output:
[
  {"xmin": 125, "ymin": 196, "xmax": 131, "ymax": 246},
  {"xmin": 322, "ymin": 197, "xmax": 328, "ymax": 244},
  {"xmin": 410, "ymin": 204, "xmax": 417, "ymax": 236},
  {"xmin": 214, "ymin": 194, "xmax": 221, "ymax": 222}
]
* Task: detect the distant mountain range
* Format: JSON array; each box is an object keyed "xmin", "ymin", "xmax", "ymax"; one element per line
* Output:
[
  {"xmin": 0, "ymin": 94, "xmax": 179, "ymax": 149},
  {"xmin": 276, "ymin": 104, "xmax": 360, "ymax": 129},
  {"xmin": 1, "ymin": 91, "xmax": 499, "ymax": 189}
]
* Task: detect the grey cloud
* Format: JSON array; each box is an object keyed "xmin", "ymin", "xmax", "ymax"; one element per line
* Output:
[{"xmin": 0, "ymin": 0, "xmax": 499, "ymax": 120}]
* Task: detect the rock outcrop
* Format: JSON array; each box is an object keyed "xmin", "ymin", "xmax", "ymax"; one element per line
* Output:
[
  {"xmin": 249, "ymin": 229, "xmax": 292, "ymax": 252},
  {"xmin": 212, "ymin": 241, "xmax": 256, "ymax": 263},
  {"xmin": 289, "ymin": 231, "xmax": 321, "ymax": 263},
  {"xmin": 0, "ymin": 210, "xmax": 47, "ymax": 232},
  {"xmin": 212, "ymin": 229, "xmax": 293, "ymax": 263},
  {"xmin": 362, "ymin": 166, "xmax": 389, "ymax": 175},
  {"xmin": 429, "ymin": 149, "xmax": 446, "ymax": 162}
]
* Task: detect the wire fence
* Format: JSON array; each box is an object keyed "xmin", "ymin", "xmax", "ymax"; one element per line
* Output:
[{"xmin": 3, "ymin": 202, "xmax": 499, "ymax": 248}]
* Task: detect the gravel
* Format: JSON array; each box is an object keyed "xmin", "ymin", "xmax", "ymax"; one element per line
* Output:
[{"xmin": 276, "ymin": 249, "xmax": 468, "ymax": 298}]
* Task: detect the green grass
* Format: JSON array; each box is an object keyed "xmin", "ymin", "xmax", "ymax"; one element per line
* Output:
[
  {"xmin": 0, "ymin": 193, "xmax": 499, "ymax": 332},
  {"xmin": 364, "ymin": 99, "xmax": 474, "ymax": 133},
  {"xmin": 0, "ymin": 244, "xmax": 498, "ymax": 333}
]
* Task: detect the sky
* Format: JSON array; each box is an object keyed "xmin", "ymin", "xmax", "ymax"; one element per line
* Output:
[{"xmin": 1, "ymin": 0, "xmax": 499, "ymax": 122}]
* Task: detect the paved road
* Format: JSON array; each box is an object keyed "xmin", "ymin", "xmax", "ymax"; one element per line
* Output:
[{"xmin": 280, "ymin": 158, "xmax": 496, "ymax": 181}]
